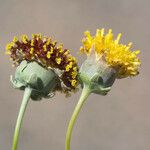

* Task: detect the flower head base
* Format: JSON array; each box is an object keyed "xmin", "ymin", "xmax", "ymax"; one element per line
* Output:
[
  {"xmin": 6, "ymin": 34, "xmax": 79, "ymax": 94},
  {"xmin": 80, "ymin": 29, "xmax": 141, "ymax": 78},
  {"xmin": 10, "ymin": 60, "xmax": 60, "ymax": 100},
  {"xmin": 79, "ymin": 54, "xmax": 116, "ymax": 95}
]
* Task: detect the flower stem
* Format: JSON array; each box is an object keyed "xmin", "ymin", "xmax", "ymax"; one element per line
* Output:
[
  {"xmin": 12, "ymin": 87, "xmax": 32, "ymax": 150},
  {"xmin": 65, "ymin": 84, "xmax": 91, "ymax": 150}
]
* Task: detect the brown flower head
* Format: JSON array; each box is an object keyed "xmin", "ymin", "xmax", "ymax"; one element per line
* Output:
[{"xmin": 6, "ymin": 34, "xmax": 79, "ymax": 95}]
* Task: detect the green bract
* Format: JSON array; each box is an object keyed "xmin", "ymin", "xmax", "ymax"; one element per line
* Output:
[
  {"xmin": 10, "ymin": 60, "xmax": 60, "ymax": 100},
  {"xmin": 78, "ymin": 54, "xmax": 116, "ymax": 95}
]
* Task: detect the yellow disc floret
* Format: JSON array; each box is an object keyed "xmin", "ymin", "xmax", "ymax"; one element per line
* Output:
[{"xmin": 80, "ymin": 28, "xmax": 141, "ymax": 78}]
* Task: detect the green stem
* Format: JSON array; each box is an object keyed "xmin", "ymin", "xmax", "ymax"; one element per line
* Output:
[
  {"xmin": 12, "ymin": 87, "xmax": 32, "ymax": 150},
  {"xmin": 65, "ymin": 84, "xmax": 91, "ymax": 150}
]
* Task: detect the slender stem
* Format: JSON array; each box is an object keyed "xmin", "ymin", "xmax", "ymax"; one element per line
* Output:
[
  {"xmin": 12, "ymin": 87, "xmax": 32, "ymax": 150},
  {"xmin": 65, "ymin": 84, "xmax": 91, "ymax": 150}
]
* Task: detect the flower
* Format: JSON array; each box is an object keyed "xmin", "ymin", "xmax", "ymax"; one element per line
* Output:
[
  {"xmin": 6, "ymin": 34, "xmax": 79, "ymax": 97},
  {"xmin": 79, "ymin": 29, "xmax": 141, "ymax": 95},
  {"xmin": 80, "ymin": 28, "xmax": 141, "ymax": 78},
  {"xmin": 65, "ymin": 29, "xmax": 141, "ymax": 150}
]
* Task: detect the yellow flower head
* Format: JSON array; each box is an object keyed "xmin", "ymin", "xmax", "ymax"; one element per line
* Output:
[
  {"xmin": 6, "ymin": 34, "xmax": 79, "ymax": 93},
  {"xmin": 80, "ymin": 28, "xmax": 141, "ymax": 78}
]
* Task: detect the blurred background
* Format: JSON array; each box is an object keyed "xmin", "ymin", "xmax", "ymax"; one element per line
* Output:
[{"xmin": 0, "ymin": 0, "xmax": 149, "ymax": 150}]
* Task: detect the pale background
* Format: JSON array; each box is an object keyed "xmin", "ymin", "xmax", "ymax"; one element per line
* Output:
[{"xmin": 0, "ymin": 0, "xmax": 149, "ymax": 150}]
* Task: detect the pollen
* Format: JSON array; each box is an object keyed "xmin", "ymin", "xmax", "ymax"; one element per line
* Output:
[
  {"xmin": 30, "ymin": 47, "xmax": 34, "ymax": 54},
  {"xmin": 56, "ymin": 58, "xmax": 62, "ymax": 64},
  {"xmin": 73, "ymin": 67, "xmax": 77, "ymax": 71},
  {"xmin": 47, "ymin": 51, "xmax": 51, "ymax": 59},
  {"xmin": 13, "ymin": 36, "xmax": 18, "ymax": 43},
  {"xmin": 57, "ymin": 43, "xmax": 63, "ymax": 49},
  {"xmin": 6, "ymin": 42, "xmax": 14, "ymax": 51},
  {"xmin": 64, "ymin": 50, "xmax": 70, "ymax": 55},
  {"xmin": 38, "ymin": 33, "xmax": 42, "ymax": 39},
  {"xmin": 71, "ymin": 80, "xmax": 77, "ymax": 87},
  {"xmin": 66, "ymin": 62, "xmax": 73, "ymax": 72},
  {"xmin": 43, "ymin": 45, "xmax": 47, "ymax": 52},
  {"xmin": 31, "ymin": 39, "xmax": 34, "ymax": 46},
  {"xmin": 71, "ymin": 71, "xmax": 77, "ymax": 79},
  {"xmin": 21, "ymin": 34, "xmax": 28, "ymax": 44},
  {"xmin": 50, "ymin": 47, "xmax": 54, "ymax": 53},
  {"xmin": 32, "ymin": 34, "xmax": 36, "ymax": 38},
  {"xmin": 46, "ymin": 38, "xmax": 51, "ymax": 45},
  {"xmin": 80, "ymin": 28, "xmax": 141, "ymax": 78}
]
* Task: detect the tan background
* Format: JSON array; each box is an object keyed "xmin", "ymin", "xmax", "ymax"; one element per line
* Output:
[{"xmin": 0, "ymin": 0, "xmax": 149, "ymax": 150}]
